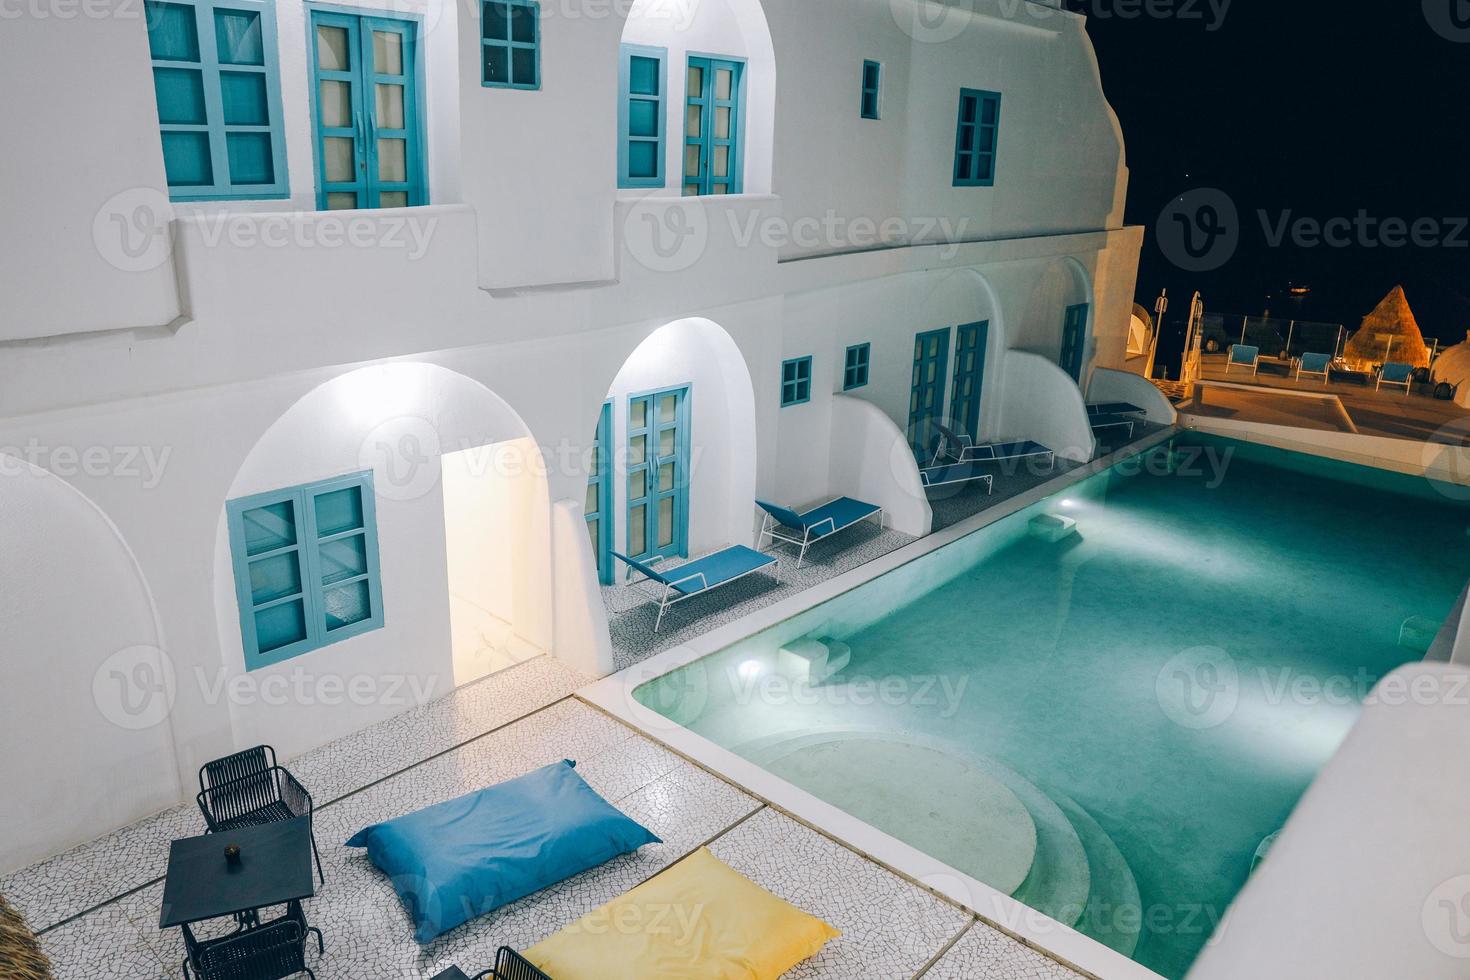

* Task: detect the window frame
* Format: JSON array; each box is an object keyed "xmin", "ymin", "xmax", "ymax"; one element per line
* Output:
[
  {"xmin": 480, "ymin": 0, "xmax": 541, "ymax": 90},
  {"xmin": 860, "ymin": 59, "xmax": 882, "ymax": 120},
  {"xmin": 226, "ymin": 471, "xmax": 385, "ymax": 670},
  {"xmin": 953, "ymin": 88, "xmax": 1001, "ymax": 188},
  {"xmin": 618, "ymin": 43, "xmax": 668, "ymax": 189},
  {"xmin": 683, "ymin": 53, "xmax": 746, "ymax": 197},
  {"xmin": 145, "ymin": 0, "xmax": 290, "ymax": 202},
  {"xmin": 781, "ymin": 356, "xmax": 814, "ymax": 407},
  {"xmin": 843, "ymin": 343, "xmax": 871, "ymax": 391}
]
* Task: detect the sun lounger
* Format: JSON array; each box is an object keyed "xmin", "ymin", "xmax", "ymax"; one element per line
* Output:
[
  {"xmin": 1296, "ymin": 352, "xmax": 1332, "ymax": 382},
  {"xmin": 932, "ymin": 423, "xmax": 1056, "ymax": 472},
  {"xmin": 1089, "ymin": 413, "xmax": 1136, "ymax": 439},
  {"xmin": 756, "ymin": 497, "xmax": 884, "ymax": 568},
  {"xmin": 1087, "ymin": 401, "xmax": 1145, "ymax": 416},
  {"xmin": 613, "ymin": 546, "xmax": 780, "ymax": 632},
  {"xmin": 1227, "ymin": 344, "xmax": 1261, "ymax": 375},
  {"xmin": 1377, "ymin": 361, "xmax": 1414, "ymax": 395},
  {"xmin": 919, "ymin": 463, "xmax": 994, "ymax": 494}
]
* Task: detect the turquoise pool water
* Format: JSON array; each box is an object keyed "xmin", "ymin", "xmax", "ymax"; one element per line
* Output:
[{"xmin": 634, "ymin": 435, "xmax": 1470, "ymax": 978}]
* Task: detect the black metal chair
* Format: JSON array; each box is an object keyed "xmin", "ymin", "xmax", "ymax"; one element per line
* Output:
[
  {"xmin": 433, "ymin": 947, "xmax": 551, "ymax": 980},
  {"xmin": 197, "ymin": 745, "xmax": 324, "ymax": 884},
  {"xmin": 181, "ymin": 900, "xmax": 324, "ymax": 980}
]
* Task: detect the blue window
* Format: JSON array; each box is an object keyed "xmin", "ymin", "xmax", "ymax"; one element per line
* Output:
[
  {"xmin": 953, "ymin": 89, "xmax": 1001, "ymax": 187},
  {"xmin": 781, "ymin": 357, "xmax": 813, "ymax": 407},
  {"xmin": 684, "ymin": 55, "xmax": 743, "ymax": 196},
  {"xmin": 481, "ymin": 0, "xmax": 539, "ymax": 89},
  {"xmin": 144, "ymin": 0, "xmax": 288, "ymax": 200},
  {"xmin": 909, "ymin": 328, "xmax": 951, "ymax": 457},
  {"xmin": 586, "ymin": 401, "xmax": 613, "ymax": 584},
  {"xmin": 950, "ymin": 321, "xmax": 989, "ymax": 438},
  {"xmin": 309, "ymin": 10, "xmax": 425, "ymax": 210},
  {"xmin": 1060, "ymin": 303, "xmax": 1090, "ymax": 382},
  {"xmin": 861, "ymin": 60, "xmax": 881, "ymax": 119},
  {"xmin": 227, "ymin": 472, "xmax": 384, "ymax": 669},
  {"xmin": 619, "ymin": 44, "xmax": 667, "ymax": 189},
  {"xmin": 843, "ymin": 344, "xmax": 871, "ymax": 390},
  {"xmin": 627, "ymin": 387, "xmax": 690, "ymax": 562}
]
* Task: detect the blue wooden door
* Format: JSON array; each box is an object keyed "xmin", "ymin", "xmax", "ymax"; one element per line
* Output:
[
  {"xmin": 950, "ymin": 320, "xmax": 989, "ymax": 439},
  {"xmin": 1060, "ymin": 303, "xmax": 1089, "ymax": 383},
  {"xmin": 683, "ymin": 56, "xmax": 742, "ymax": 196},
  {"xmin": 310, "ymin": 11, "xmax": 423, "ymax": 209},
  {"xmin": 586, "ymin": 401, "xmax": 612, "ymax": 585},
  {"xmin": 909, "ymin": 328, "xmax": 951, "ymax": 459},
  {"xmin": 627, "ymin": 386, "xmax": 690, "ymax": 562}
]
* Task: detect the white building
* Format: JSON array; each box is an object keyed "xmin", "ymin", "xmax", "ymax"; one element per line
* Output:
[{"xmin": 0, "ymin": 0, "xmax": 1144, "ymax": 877}]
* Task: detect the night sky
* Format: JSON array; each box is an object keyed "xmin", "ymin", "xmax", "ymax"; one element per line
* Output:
[{"xmin": 1073, "ymin": 0, "xmax": 1470, "ymax": 358}]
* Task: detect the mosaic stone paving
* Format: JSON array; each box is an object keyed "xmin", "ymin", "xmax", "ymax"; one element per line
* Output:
[{"xmin": 923, "ymin": 919, "xmax": 1087, "ymax": 980}]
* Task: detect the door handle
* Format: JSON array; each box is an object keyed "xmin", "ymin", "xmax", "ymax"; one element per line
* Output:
[{"xmin": 355, "ymin": 111, "xmax": 366, "ymax": 174}]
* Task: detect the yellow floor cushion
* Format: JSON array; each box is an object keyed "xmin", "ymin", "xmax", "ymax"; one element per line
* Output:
[{"xmin": 524, "ymin": 847, "xmax": 840, "ymax": 979}]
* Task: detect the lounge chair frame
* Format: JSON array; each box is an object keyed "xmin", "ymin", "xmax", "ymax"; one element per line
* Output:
[
  {"xmin": 756, "ymin": 499, "xmax": 885, "ymax": 569},
  {"xmin": 919, "ymin": 464, "xmax": 994, "ymax": 494},
  {"xmin": 1089, "ymin": 414, "xmax": 1135, "ymax": 439},
  {"xmin": 931, "ymin": 425, "xmax": 1057, "ymax": 473},
  {"xmin": 615, "ymin": 548, "xmax": 780, "ymax": 633}
]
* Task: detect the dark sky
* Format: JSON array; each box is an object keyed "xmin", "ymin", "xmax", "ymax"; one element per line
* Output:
[{"xmin": 1073, "ymin": 0, "xmax": 1470, "ymax": 349}]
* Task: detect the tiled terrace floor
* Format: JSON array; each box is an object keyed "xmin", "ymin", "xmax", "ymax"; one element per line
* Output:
[{"xmin": 8, "ymin": 657, "xmax": 1084, "ymax": 980}]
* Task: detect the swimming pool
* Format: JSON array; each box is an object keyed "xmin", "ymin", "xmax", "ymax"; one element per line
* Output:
[{"xmin": 631, "ymin": 434, "xmax": 1470, "ymax": 979}]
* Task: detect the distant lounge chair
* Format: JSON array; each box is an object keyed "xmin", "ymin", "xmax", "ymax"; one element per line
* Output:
[
  {"xmin": 614, "ymin": 546, "xmax": 780, "ymax": 632},
  {"xmin": 1226, "ymin": 345, "xmax": 1261, "ymax": 375},
  {"xmin": 1377, "ymin": 361, "xmax": 1415, "ymax": 395},
  {"xmin": 756, "ymin": 497, "xmax": 884, "ymax": 568},
  {"xmin": 932, "ymin": 423, "xmax": 1057, "ymax": 472},
  {"xmin": 919, "ymin": 462, "xmax": 994, "ymax": 495},
  {"xmin": 1296, "ymin": 352, "xmax": 1332, "ymax": 382},
  {"xmin": 1086, "ymin": 401, "xmax": 1145, "ymax": 417},
  {"xmin": 1089, "ymin": 413, "xmax": 1136, "ymax": 439}
]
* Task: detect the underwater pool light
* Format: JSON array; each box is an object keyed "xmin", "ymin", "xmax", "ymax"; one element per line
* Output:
[{"xmin": 738, "ymin": 660, "xmax": 763, "ymax": 680}]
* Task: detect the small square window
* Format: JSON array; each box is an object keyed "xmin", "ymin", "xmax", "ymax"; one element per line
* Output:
[
  {"xmin": 781, "ymin": 356, "xmax": 813, "ymax": 407},
  {"xmin": 954, "ymin": 89, "xmax": 1001, "ymax": 187},
  {"xmin": 844, "ymin": 343, "xmax": 871, "ymax": 390},
  {"xmin": 482, "ymin": 0, "xmax": 539, "ymax": 90}
]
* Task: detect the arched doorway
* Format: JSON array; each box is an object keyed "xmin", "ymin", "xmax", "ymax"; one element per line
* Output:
[{"xmin": 1021, "ymin": 258, "xmax": 1094, "ymax": 386}]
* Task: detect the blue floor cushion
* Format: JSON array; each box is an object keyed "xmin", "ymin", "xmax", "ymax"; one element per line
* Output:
[{"xmin": 346, "ymin": 760, "xmax": 660, "ymax": 942}]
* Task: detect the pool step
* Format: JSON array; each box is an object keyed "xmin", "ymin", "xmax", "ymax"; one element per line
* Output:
[
  {"xmin": 777, "ymin": 638, "xmax": 851, "ymax": 684},
  {"xmin": 993, "ymin": 768, "xmax": 1091, "ymax": 928},
  {"xmin": 1052, "ymin": 792, "xmax": 1143, "ymax": 959}
]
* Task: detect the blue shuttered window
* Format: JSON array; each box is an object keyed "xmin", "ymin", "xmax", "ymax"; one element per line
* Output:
[
  {"xmin": 781, "ymin": 357, "xmax": 813, "ymax": 407},
  {"xmin": 953, "ymin": 89, "xmax": 1001, "ymax": 187},
  {"xmin": 227, "ymin": 472, "xmax": 384, "ymax": 669},
  {"xmin": 843, "ymin": 344, "xmax": 871, "ymax": 390},
  {"xmin": 861, "ymin": 60, "xmax": 881, "ymax": 119},
  {"xmin": 626, "ymin": 387, "xmax": 690, "ymax": 562},
  {"xmin": 619, "ymin": 44, "xmax": 667, "ymax": 189},
  {"xmin": 481, "ymin": 0, "xmax": 540, "ymax": 89},
  {"xmin": 683, "ymin": 55, "xmax": 743, "ymax": 196},
  {"xmin": 145, "ymin": 0, "xmax": 289, "ymax": 200}
]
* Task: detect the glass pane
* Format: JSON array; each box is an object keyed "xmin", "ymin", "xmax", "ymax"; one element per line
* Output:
[
  {"xmin": 482, "ymin": 1, "xmax": 509, "ymax": 40},
  {"xmin": 956, "ymin": 154, "xmax": 972, "ymax": 182},
  {"xmin": 628, "ymin": 471, "xmax": 645, "ymax": 502},
  {"xmin": 153, "ymin": 67, "xmax": 206, "ymax": 124},
  {"xmin": 960, "ymin": 95, "xmax": 977, "ymax": 124},
  {"xmin": 713, "ymin": 144, "xmax": 729, "ymax": 178},
  {"xmin": 715, "ymin": 68, "xmax": 733, "ymax": 100},
  {"xmin": 629, "ymin": 505, "xmax": 647, "ymax": 557},
  {"xmin": 958, "ymin": 125, "xmax": 975, "ymax": 153},
  {"xmin": 315, "ymin": 486, "xmax": 365, "ymax": 536},
  {"xmin": 685, "ymin": 104, "xmax": 702, "ymax": 138},
  {"xmin": 976, "ymin": 155, "xmax": 993, "ymax": 182},
  {"xmin": 658, "ymin": 393, "xmax": 677, "ymax": 423},
  {"xmin": 319, "ymin": 533, "xmax": 368, "ymax": 585},
  {"xmin": 248, "ymin": 553, "xmax": 302, "ymax": 605},
  {"xmin": 320, "ymin": 80, "xmax": 351, "ymax": 128},
  {"xmin": 585, "ymin": 483, "xmax": 599, "ymax": 515},
  {"xmin": 864, "ymin": 62, "xmax": 880, "ymax": 88},
  {"xmin": 509, "ymin": 2, "xmax": 535, "ymax": 42},
  {"xmin": 226, "ymin": 132, "xmax": 274, "ymax": 184},
  {"xmin": 629, "ymin": 99, "xmax": 658, "ymax": 138},
  {"xmin": 657, "ymin": 498, "xmax": 674, "ymax": 547},
  {"xmin": 862, "ymin": 92, "xmax": 878, "ymax": 118},
  {"xmin": 982, "ymin": 97, "xmax": 999, "ymax": 125},
  {"xmin": 629, "ymin": 55, "xmax": 659, "ymax": 95},
  {"xmin": 162, "ymin": 132, "xmax": 212, "ymax": 186},
  {"xmin": 327, "ymin": 191, "xmax": 358, "ymax": 209},
  {"xmin": 630, "ymin": 399, "xmax": 647, "ymax": 429},
  {"xmin": 317, "ymin": 24, "xmax": 350, "ymax": 72},
  {"xmin": 380, "ymin": 191, "xmax": 408, "ymax": 207},
  {"xmin": 683, "ymin": 184, "xmax": 699, "ymax": 197},
  {"xmin": 684, "ymin": 144, "xmax": 701, "ymax": 178},
  {"xmin": 324, "ymin": 136, "xmax": 356, "ymax": 182},
  {"xmin": 511, "ymin": 47, "xmax": 536, "ymax": 86},
  {"xmin": 376, "ymin": 83, "xmax": 404, "ymax": 129},
  {"xmin": 483, "ymin": 46, "xmax": 509, "ymax": 85},
  {"xmin": 220, "ymin": 71, "xmax": 268, "ymax": 125},
  {"xmin": 146, "ymin": 1, "xmax": 199, "ymax": 61},
  {"xmin": 214, "ymin": 9, "xmax": 263, "ymax": 65},
  {"xmin": 659, "ymin": 428, "xmax": 675, "ymax": 456},
  {"xmin": 715, "ymin": 106, "xmax": 730, "ymax": 139},
  {"xmin": 377, "ymin": 138, "xmax": 407, "ymax": 182},
  {"xmin": 629, "ymin": 434, "xmax": 647, "ymax": 466},
  {"xmin": 658, "ymin": 461, "xmax": 675, "ymax": 492},
  {"xmin": 586, "ymin": 518, "xmax": 599, "ymax": 552},
  {"xmin": 628, "ymin": 141, "xmax": 658, "ymax": 180},
  {"xmin": 373, "ymin": 30, "xmax": 403, "ymax": 75},
  {"xmin": 687, "ymin": 65, "xmax": 703, "ymax": 96},
  {"xmin": 255, "ymin": 599, "xmax": 307, "ymax": 653},
  {"xmin": 243, "ymin": 500, "xmax": 297, "ymax": 556},
  {"xmin": 323, "ymin": 580, "xmax": 372, "ymax": 631}
]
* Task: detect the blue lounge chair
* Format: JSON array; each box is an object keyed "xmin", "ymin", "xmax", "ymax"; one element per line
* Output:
[
  {"xmin": 756, "ymin": 497, "xmax": 884, "ymax": 568},
  {"xmin": 932, "ymin": 423, "xmax": 1056, "ymax": 472},
  {"xmin": 613, "ymin": 547, "xmax": 780, "ymax": 633},
  {"xmin": 920, "ymin": 463, "xmax": 994, "ymax": 495},
  {"xmin": 1377, "ymin": 361, "xmax": 1414, "ymax": 395},
  {"xmin": 1296, "ymin": 352, "xmax": 1332, "ymax": 382},
  {"xmin": 1227, "ymin": 345, "xmax": 1260, "ymax": 375},
  {"xmin": 1086, "ymin": 401, "xmax": 1145, "ymax": 417}
]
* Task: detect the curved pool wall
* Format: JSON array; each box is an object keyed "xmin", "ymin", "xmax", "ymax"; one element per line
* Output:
[{"xmin": 633, "ymin": 434, "xmax": 1470, "ymax": 979}]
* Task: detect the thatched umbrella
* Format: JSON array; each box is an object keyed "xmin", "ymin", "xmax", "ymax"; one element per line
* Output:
[
  {"xmin": 0, "ymin": 893, "xmax": 53, "ymax": 980},
  {"xmin": 1342, "ymin": 286, "xmax": 1431, "ymax": 370}
]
